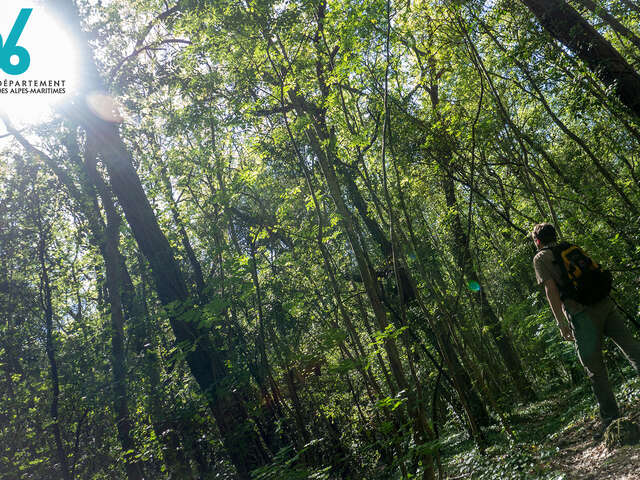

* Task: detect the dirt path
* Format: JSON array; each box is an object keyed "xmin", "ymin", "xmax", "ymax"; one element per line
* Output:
[
  {"xmin": 442, "ymin": 378, "xmax": 640, "ymax": 479},
  {"xmin": 546, "ymin": 408, "xmax": 640, "ymax": 479}
]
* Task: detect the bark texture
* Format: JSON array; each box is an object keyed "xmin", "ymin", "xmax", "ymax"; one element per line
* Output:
[{"xmin": 521, "ymin": 0, "xmax": 640, "ymax": 119}]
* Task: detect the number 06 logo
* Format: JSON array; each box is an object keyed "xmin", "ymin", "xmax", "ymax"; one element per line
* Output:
[{"xmin": 0, "ymin": 9, "xmax": 32, "ymax": 75}]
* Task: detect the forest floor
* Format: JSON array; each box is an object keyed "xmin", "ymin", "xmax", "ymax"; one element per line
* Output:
[{"xmin": 442, "ymin": 374, "xmax": 640, "ymax": 479}]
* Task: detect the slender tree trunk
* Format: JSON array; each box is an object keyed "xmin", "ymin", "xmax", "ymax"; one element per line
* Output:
[
  {"xmin": 300, "ymin": 106, "xmax": 435, "ymax": 478},
  {"xmin": 84, "ymin": 146, "xmax": 145, "ymax": 480},
  {"xmin": 392, "ymin": 165, "xmax": 494, "ymax": 429},
  {"xmin": 440, "ymin": 170, "xmax": 535, "ymax": 401},
  {"xmin": 291, "ymin": 9, "xmax": 437, "ymax": 464},
  {"xmin": 341, "ymin": 164, "xmax": 494, "ymax": 436},
  {"xmin": 247, "ymin": 244, "xmax": 286, "ymax": 456},
  {"xmin": 358, "ymin": 295, "xmax": 396, "ymax": 395},
  {"xmin": 285, "ymin": 113, "xmax": 383, "ymax": 400},
  {"xmin": 286, "ymin": 368, "xmax": 312, "ymax": 448},
  {"xmin": 520, "ymin": 0, "xmax": 640, "ymax": 119},
  {"xmin": 137, "ymin": 260, "xmax": 197, "ymax": 479},
  {"xmin": 478, "ymin": 20, "xmax": 640, "ymax": 207},
  {"xmin": 401, "ymin": 25, "xmax": 534, "ymax": 403},
  {"xmin": 36, "ymin": 206, "xmax": 71, "ymax": 480},
  {"xmin": 335, "ymin": 135, "xmax": 494, "ymax": 433},
  {"xmin": 157, "ymin": 160, "xmax": 206, "ymax": 297}
]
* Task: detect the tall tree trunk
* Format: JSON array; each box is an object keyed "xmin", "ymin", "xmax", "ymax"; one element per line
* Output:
[
  {"xmin": 391, "ymin": 162, "xmax": 494, "ymax": 430},
  {"xmin": 87, "ymin": 100, "xmax": 267, "ymax": 480},
  {"xmin": 573, "ymin": 0, "xmax": 640, "ymax": 50},
  {"xmin": 330, "ymin": 67, "xmax": 493, "ymax": 436},
  {"xmin": 10, "ymin": 125, "xmax": 156, "ymax": 478},
  {"xmin": 520, "ymin": 0, "xmax": 640, "ymax": 119},
  {"xmin": 622, "ymin": 0, "xmax": 640, "ymax": 15},
  {"xmin": 285, "ymin": 113, "xmax": 383, "ymax": 400},
  {"xmin": 51, "ymin": 2, "xmax": 270, "ymax": 477}
]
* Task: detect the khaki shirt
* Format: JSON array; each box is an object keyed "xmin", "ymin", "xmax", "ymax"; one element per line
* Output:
[{"xmin": 533, "ymin": 244, "xmax": 584, "ymax": 317}]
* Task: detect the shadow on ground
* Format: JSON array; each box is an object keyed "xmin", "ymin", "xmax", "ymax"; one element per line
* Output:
[{"xmin": 442, "ymin": 376, "xmax": 640, "ymax": 479}]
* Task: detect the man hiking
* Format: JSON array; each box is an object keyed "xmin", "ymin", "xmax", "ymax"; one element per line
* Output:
[{"xmin": 531, "ymin": 223, "xmax": 640, "ymax": 437}]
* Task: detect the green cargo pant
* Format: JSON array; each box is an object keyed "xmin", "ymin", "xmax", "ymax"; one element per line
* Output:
[{"xmin": 566, "ymin": 298, "xmax": 640, "ymax": 424}]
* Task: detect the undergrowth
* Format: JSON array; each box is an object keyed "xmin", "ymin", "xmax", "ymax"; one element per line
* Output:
[{"xmin": 441, "ymin": 374, "xmax": 640, "ymax": 479}]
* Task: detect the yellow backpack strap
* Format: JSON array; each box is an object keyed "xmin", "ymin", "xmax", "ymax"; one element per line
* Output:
[{"xmin": 560, "ymin": 245, "xmax": 582, "ymax": 279}]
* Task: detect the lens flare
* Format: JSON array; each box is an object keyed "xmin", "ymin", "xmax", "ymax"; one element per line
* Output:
[
  {"xmin": 86, "ymin": 92, "xmax": 124, "ymax": 124},
  {"xmin": 468, "ymin": 281, "xmax": 481, "ymax": 292}
]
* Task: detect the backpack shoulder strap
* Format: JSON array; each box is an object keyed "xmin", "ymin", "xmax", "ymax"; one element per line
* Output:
[
  {"xmin": 545, "ymin": 242, "xmax": 573, "ymax": 298},
  {"xmin": 540, "ymin": 242, "xmax": 570, "ymax": 259}
]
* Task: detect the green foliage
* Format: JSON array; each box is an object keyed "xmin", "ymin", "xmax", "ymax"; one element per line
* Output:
[
  {"xmin": 251, "ymin": 443, "xmax": 331, "ymax": 480},
  {"xmin": 1, "ymin": 0, "xmax": 640, "ymax": 478}
]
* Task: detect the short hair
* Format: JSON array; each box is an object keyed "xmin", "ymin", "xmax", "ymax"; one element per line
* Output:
[{"xmin": 531, "ymin": 223, "xmax": 557, "ymax": 244}]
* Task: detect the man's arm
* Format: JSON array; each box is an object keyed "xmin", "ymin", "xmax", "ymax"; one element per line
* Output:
[{"xmin": 543, "ymin": 278, "xmax": 574, "ymax": 342}]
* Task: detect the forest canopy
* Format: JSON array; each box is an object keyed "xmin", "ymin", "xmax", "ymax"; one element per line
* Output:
[{"xmin": 1, "ymin": 0, "xmax": 640, "ymax": 478}]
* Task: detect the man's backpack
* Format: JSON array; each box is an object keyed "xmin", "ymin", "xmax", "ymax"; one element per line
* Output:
[{"xmin": 546, "ymin": 242, "xmax": 612, "ymax": 305}]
